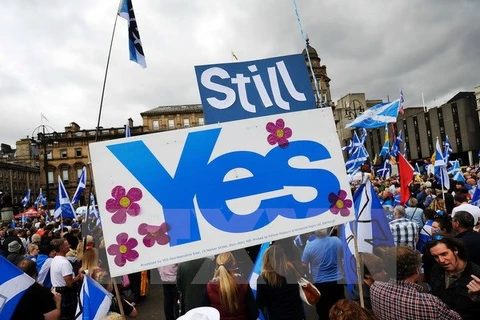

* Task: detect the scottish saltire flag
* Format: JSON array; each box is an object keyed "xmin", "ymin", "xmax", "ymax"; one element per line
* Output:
[
  {"xmin": 54, "ymin": 176, "xmax": 76, "ymax": 219},
  {"xmin": 448, "ymin": 160, "xmax": 464, "ymax": 182},
  {"xmin": 34, "ymin": 188, "xmax": 47, "ymax": 209},
  {"xmin": 399, "ymin": 89, "xmax": 405, "ymax": 115},
  {"xmin": 0, "ymin": 255, "xmax": 35, "ymax": 319},
  {"xmin": 89, "ymin": 195, "xmax": 102, "ymax": 227},
  {"xmin": 339, "ymin": 180, "xmax": 394, "ymax": 291},
  {"xmin": 346, "ymin": 145, "xmax": 369, "ymax": 174},
  {"xmin": 377, "ymin": 157, "xmax": 391, "ymax": 179},
  {"xmin": 126, "ymin": 122, "xmax": 131, "ymax": 138},
  {"xmin": 471, "ymin": 180, "xmax": 480, "ymax": 207},
  {"xmin": 345, "ymin": 99, "xmax": 401, "ymax": 129},
  {"xmin": 359, "ymin": 128, "xmax": 367, "ymax": 144},
  {"xmin": 20, "ymin": 189, "xmax": 31, "ymax": 207},
  {"xmin": 434, "ymin": 138, "xmax": 450, "ymax": 190},
  {"xmin": 119, "ymin": 0, "xmax": 146, "ymax": 68},
  {"xmin": 72, "ymin": 167, "xmax": 87, "ymax": 204},
  {"xmin": 390, "ymin": 130, "xmax": 402, "ymax": 157},
  {"xmin": 248, "ymin": 242, "xmax": 270, "ymax": 320},
  {"xmin": 443, "ymin": 136, "xmax": 453, "ymax": 163},
  {"xmin": 76, "ymin": 275, "xmax": 112, "ymax": 320},
  {"xmin": 342, "ymin": 131, "xmax": 364, "ymax": 155}
]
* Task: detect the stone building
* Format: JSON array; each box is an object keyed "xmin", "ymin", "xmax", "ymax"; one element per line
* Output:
[
  {"xmin": 0, "ymin": 162, "xmax": 40, "ymax": 208},
  {"xmin": 140, "ymin": 104, "xmax": 204, "ymax": 132}
]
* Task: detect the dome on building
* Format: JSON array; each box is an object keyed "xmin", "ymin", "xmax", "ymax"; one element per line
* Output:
[{"xmin": 302, "ymin": 38, "xmax": 319, "ymax": 61}]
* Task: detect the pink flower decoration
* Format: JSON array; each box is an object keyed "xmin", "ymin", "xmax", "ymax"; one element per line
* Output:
[
  {"xmin": 266, "ymin": 118, "xmax": 292, "ymax": 149},
  {"xmin": 107, "ymin": 233, "xmax": 139, "ymax": 267},
  {"xmin": 328, "ymin": 190, "xmax": 352, "ymax": 217},
  {"xmin": 105, "ymin": 186, "xmax": 143, "ymax": 224},
  {"xmin": 138, "ymin": 222, "xmax": 170, "ymax": 247}
]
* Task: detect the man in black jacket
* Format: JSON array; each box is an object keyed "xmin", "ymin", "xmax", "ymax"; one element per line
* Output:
[
  {"xmin": 426, "ymin": 237, "xmax": 480, "ymax": 320},
  {"xmin": 452, "ymin": 211, "xmax": 480, "ymax": 266}
]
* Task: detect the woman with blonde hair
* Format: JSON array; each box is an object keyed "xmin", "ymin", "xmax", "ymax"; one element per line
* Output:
[
  {"xmin": 256, "ymin": 245, "xmax": 305, "ymax": 320},
  {"xmin": 429, "ymin": 197, "xmax": 446, "ymax": 216},
  {"xmin": 80, "ymin": 247, "xmax": 100, "ymax": 275},
  {"xmin": 25, "ymin": 243, "xmax": 40, "ymax": 261},
  {"xmin": 203, "ymin": 252, "xmax": 258, "ymax": 320}
]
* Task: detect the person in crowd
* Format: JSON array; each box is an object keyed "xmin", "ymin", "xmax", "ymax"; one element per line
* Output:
[
  {"xmin": 203, "ymin": 252, "xmax": 258, "ymax": 320},
  {"xmin": 302, "ymin": 228, "xmax": 344, "ymax": 320},
  {"xmin": 405, "ymin": 197, "xmax": 424, "ymax": 230},
  {"xmin": 351, "ymin": 253, "xmax": 387, "ymax": 310},
  {"xmin": 452, "ymin": 193, "xmax": 480, "ymax": 225},
  {"xmin": 417, "ymin": 208, "xmax": 436, "ymax": 252},
  {"xmin": 7, "ymin": 240, "xmax": 25, "ymax": 266},
  {"xmin": 452, "ymin": 211, "xmax": 480, "ymax": 266},
  {"xmin": 389, "ymin": 206, "xmax": 418, "ymax": 249},
  {"xmin": 25, "ymin": 243, "xmax": 40, "ymax": 261},
  {"xmin": 3, "ymin": 228, "xmax": 25, "ymax": 255},
  {"xmin": 50, "ymin": 238, "xmax": 84, "ymax": 320},
  {"xmin": 92, "ymin": 268, "xmax": 138, "ymax": 318},
  {"xmin": 370, "ymin": 246, "xmax": 461, "ymax": 320},
  {"xmin": 426, "ymin": 236, "xmax": 480, "ymax": 320},
  {"xmin": 158, "ymin": 264, "xmax": 179, "ymax": 320},
  {"xmin": 80, "ymin": 247, "xmax": 101, "ymax": 275},
  {"xmin": 436, "ymin": 186, "xmax": 455, "ymax": 216},
  {"xmin": 12, "ymin": 259, "xmax": 62, "ymax": 320},
  {"xmin": 256, "ymin": 245, "xmax": 305, "ymax": 320},
  {"xmin": 329, "ymin": 299, "xmax": 379, "ymax": 320},
  {"xmin": 177, "ymin": 257, "xmax": 215, "ymax": 312},
  {"xmin": 429, "ymin": 197, "xmax": 446, "ymax": 216},
  {"xmin": 31, "ymin": 233, "xmax": 42, "ymax": 245},
  {"xmin": 37, "ymin": 242, "xmax": 56, "ymax": 288}
]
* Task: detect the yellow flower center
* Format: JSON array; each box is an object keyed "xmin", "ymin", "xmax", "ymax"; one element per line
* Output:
[
  {"xmin": 276, "ymin": 129, "xmax": 284, "ymax": 138},
  {"xmin": 119, "ymin": 245, "xmax": 128, "ymax": 254},
  {"xmin": 150, "ymin": 231, "xmax": 159, "ymax": 237},
  {"xmin": 119, "ymin": 196, "xmax": 131, "ymax": 208},
  {"xmin": 336, "ymin": 200, "xmax": 344, "ymax": 209}
]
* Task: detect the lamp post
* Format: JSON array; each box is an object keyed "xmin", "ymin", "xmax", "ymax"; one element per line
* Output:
[
  {"xmin": 344, "ymin": 99, "xmax": 365, "ymax": 120},
  {"xmin": 32, "ymin": 125, "xmax": 54, "ymax": 208}
]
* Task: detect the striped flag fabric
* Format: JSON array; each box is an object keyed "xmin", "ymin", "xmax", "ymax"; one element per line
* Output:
[
  {"xmin": 345, "ymin": 99, "xmax": 401, "ymax": 129},
  {"xmin": 119, "ymin": 0, "xmax": 147, "ymax": 68},
  {"xmin": 72, "ymin": 166, "xmax": 87, "ymax": 204},
  {"xmin": 0, "ymin": 255, "xmax": 35, "ymax": 319},
  {"xmin": 76, "ymin": 275, "xmax": 112, "ymax": 320},
  {"xmin": 54, "ymin": 176, "xmax": 76, "ymax": 219},
  {"xmin": 377, "ymin": 157, "xmax": 391, "ymax": 179}
]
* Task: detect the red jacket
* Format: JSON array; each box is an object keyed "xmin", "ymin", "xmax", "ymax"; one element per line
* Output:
[{"xmin": 206, "ymin": 280, "xmax": 256, "ymax": 320}]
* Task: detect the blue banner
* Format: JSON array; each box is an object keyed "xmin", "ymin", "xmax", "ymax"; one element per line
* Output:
[{"xmin": 195, "ymin": 54, "xmax": 316, "ymax": 124}]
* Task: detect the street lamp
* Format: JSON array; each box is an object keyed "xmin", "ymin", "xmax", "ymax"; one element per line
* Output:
[
  {"xmin": 344, "ymin": 99, "xmax": 365, "ymax": 120},
  {"xmin": 31, "ymin": 125, "xmax": 54, "ymax": 208}
]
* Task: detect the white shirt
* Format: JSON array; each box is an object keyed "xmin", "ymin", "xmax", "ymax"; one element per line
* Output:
[
  {"xmin": 452, "ymin": 203, "xmax": 480, "ymax": 225},
  {"xmin": 50, "ymin": 256, "xmax": 74, "ymax": 287}
]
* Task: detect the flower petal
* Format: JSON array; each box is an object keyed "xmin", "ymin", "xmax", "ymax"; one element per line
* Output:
[
  {"xmin": 107, "ymin": 244, "xmax": 119, "ymax": 255},
  {"xmin": 283, "ymin": 127, "xmax": 293, "ymax": 139},
  {"xmin": 126, "ymin": 188, "xmax": 143, "ymax": 202},
  {"xmin": 124, "ymin": 249, "xmax": 139, "ymax": 262},
  {"xmin": 340, "ymin": 208, "xmax": 350, "ymax": 217},
  {"xmin": 266, "ymin": 122, "xmax": 277, "ymax": 133},
  {"xmin": 126, "ymin": 202, "xmax": 141, "ymax": 217},
  {"xmin": 105, "ymin": 198, "xmax": 121, "ymax": 213},
  {"xmin": 343, "ymin": 199, "xmax": 353, "ymax": 208},
  {"xmin": 275, "ymin": 118, "xmax": 285, "ymax": 129},
  {"xmin": 328, "ymin": 192, "xmax": 339, "ymax": 203},
  {"xmin": 330, "ymin": 205, "xmax": 340, "ymax": 215},
  {"xmin": 125, "ymin": 237, "xmax": 138, "ymax": 250},
  {"xmin": 111, "ymin": 186, "xmax": 126, "ymax": 199},
  {"xmin": 116, "ymin": 232, "xmax": 129, "ymax": 245},
  {"xmin": 111, "ymin": 209, "xmax": 127, "ymax": 224},
  {"xmin": 267, "ymin": 134, "xmax": 278, "ymax": 145},
  {"xmin": 156, "ymin": 234, "xmax": 170, "ymax": 245},
  {"xmin": 143, "ymin": 235, "xmax": 155, "ymax": 247},
  {"xmin": 338, "ymin": 190, "xmax": 347, "ymax": 200},
  {"xmin": 114, "ymin": 253, "xmax": 127, "ymax": 267},
  {"xmin": 137, "ymin": 223, "xmax": 148, "ymax": 235},
  {"xmin": 277, "ymin": 138, "xmax": 289, "ymax": 148},
  {"xmin": 159, "ymin": 223, "xmax": 170, "ymax": 233}
]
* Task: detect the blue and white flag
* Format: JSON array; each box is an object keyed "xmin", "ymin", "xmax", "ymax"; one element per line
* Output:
[
  {"xmin": 346, "ymin": 145, "xmax": 369, "ymax": 175},
  {"xmin": 54, "ymin": 176, "xmax": 76, "ymax": 219},
  {"xmin": 89, "ymin": 195, "xmax": 101, "ymax": 227},
  {"xmin": 377, "ymin": 157, "xmax": 391, "ymax": 179},
  {"xmin": 415, "ymin": 162, "xmax": 421, "ymax": 175},
  {"xmin": 345, "ymin": 99, "xmax": 401, "ymax": 129},
  {"xmin": 343, "ymin": 131, "xmax": 364, "ymax": 156},
  {"xmin": 471, "ymin": 180, "xmax": 480, "ymax": 207},
  {"xmin": 72, "ymin": 167, "xmax": 87, "ymax": 204},
  {"xmin": 248, "ymin": 242, "xmax": 270, "ymax": 320},
  {"xmin": 34, "ymin": 188, "xmax": 47, "ymax": 209},
  {"xmin": 77, "ymin": 275, "xmax": 112, "ymax": 320},
  {"xmin": 119, "ymin": 0, "xmax": 146, "ymax": 68},
  {"xmin": 20, "ymin": 189, "xmax": 31, "ymax": 207},
  {"xmin": 443, "ymin": 136, "xmax": 453, "ymax": 163},
  {"xmin": 0, "ymin": 255, "xmax": 35, "ymax": 319},
  {"xmin": 390, "ymin": 130, "xmax": 402, "ymax": 157},
  {"xmin": 448, "ymin": 160, "xmax": 464, "ymax": 182},
  {"xmin": 339, "ymin": 180, "xmax": 394, "ymax": 290},
  {"xmin": 125, "ymin": 122, "xmax": 131, "ymax": 138},
  {"xmin": 434, "ymin": 137, "xmax": 450, "ymax": 190}
]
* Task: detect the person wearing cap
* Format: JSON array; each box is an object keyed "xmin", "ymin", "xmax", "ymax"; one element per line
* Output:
[{"xmin": 7, "ymin": 240, "xmax": 25, "ymax": 265}]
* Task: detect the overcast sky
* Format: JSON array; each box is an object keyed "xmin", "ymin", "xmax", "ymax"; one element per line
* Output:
[{"xmin": 1, "ymin": 0, "xmax": 479, "ymax": 147}]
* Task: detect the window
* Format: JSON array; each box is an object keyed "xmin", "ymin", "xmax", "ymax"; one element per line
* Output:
[
  {"xmin": 75, "ymin": 148, "xmax": 82, "ymax": 157},
  {"xmin": 77, "ymin": 168, "xmax": 83, "ymax": 180},
  {"xmin": 153, "ymin": 120, "xmax": 160, "ymax": 130},
  {"xmin": 183, "ymin": 118, "xmax": 190, "ymax": 128},
  {"xmin": 62, "ymin": 168, "xmax": 69, "ymax": 183},
  {"xmin": 199, "ymin": 118, "xmax": 205, "ymax": 125},
  {"xmin": 168, "ymin": 119, "xmax": 175, "ymax": 129},
  {"xmin": 48, "ymin": 171, "xmax": 54, "ymax": 184},
  {"xmin": 61, "ymin": 150, "xmax": 67, "ymax": 158}
]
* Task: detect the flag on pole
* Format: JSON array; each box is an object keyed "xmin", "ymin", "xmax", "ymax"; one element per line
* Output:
[
  {"xmin": 379, "ymin": 125, "xmax": 390, "ymax": 156},
  {"xmin": 40, "ymin": 112, "xmax": 49, "ymax": 122},
  {"xmin": 377, "ymin": 157, "xmax": 391, "ymax": 179},
  {"xmin": 443, "ymin": 136, "xmax": 453, "ymax": 163},
  {"xmin": 119, "ymin": 0, "xmax": 147, "ymax": 68},
  {"xmin": 248, "ymin": 242, "xmax": 270, "ymax": 320},
  {"xmin": 434, "ymin": 137, "xmax": 450, "ymax": 191},
  {"xmin": 471, "ymin": 180, "xmax": 480, "ymax": 207},
  {"xmin": 390, "ymin": 130, "xmax": 403, "ymax": 157},
  {"xmin": 399, "ymin": 89, "xmax": 405, "ymax": 115},
  {"xmin": 448, "ymin": 160, "xmax": 464, "ymax": 182},
  {"xmin": 345, "ymin": 99, "xmax": 401, "ymax": 129},
  {"xmin": 0, "ymin": 255, "xmax": 35, "ymax": 319},
  {"xmin": 398, "ymin": 154, "xmax": 414, "ymax": 205},
  {"xmin": 339, "ymin": 180, "xmax": 394, "ymax": 291},
  {"xmin": 34, "ymin": 188, "xmax": 47, "ymax": 209},
  {"xmin": 76, "ymin": 275, "xmax": 112, "ymax": 320},
  {"xmin": 345, "ymin": 146, "xmax": 369, "ymax": 175},
  {"xmin": 72, "ymin": 167, "xmax": 87, "ymax": 204},
  {"xmin": 125, "ymin": 121, "xmax": 131, "ymax": 138},
  {"xmin": 20, "ymin": 189, "xmax": 31, "ymax": 207},
  {"xmin": 54, "ymin": 176, "xmax": 76, "ymax": 219},
  {"xmin": 89, "ymin": 194, "xmax": 102, "ymax": 227}
]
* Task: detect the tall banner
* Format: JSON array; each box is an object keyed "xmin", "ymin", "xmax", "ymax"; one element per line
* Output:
[
  {"xmin": 89, "ymin": 108, "xmax": 353, "ymax": 276},
  {"xmin": 195, "ymin": 54, "xmax": 316, "ymax": 124}
]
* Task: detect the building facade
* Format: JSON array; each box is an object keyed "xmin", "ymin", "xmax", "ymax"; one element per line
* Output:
[
  {"xmin": 140, "ymin": 104, "xmax": 204, "ymax": 132},
  {"xmin": 0, "ymin": 162, "xmax": 40, "ymax": 207}
]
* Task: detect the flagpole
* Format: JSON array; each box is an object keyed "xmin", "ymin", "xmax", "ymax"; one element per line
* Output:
[{"xmin": 352, "ymin": 217, "xmax": 365, "ymax": 308}]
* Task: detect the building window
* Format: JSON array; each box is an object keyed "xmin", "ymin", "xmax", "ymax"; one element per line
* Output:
[
  {"xmin": 183, "ymin": 118, "xmax": 190, "ymax": 128},
  {"xmin": 77, "ymin": 168, "xmax": 83, "ymax": 180},
  {"xmin": 153, "ymin": 120, "xmax": 159, "ymax": 130},
  {"xmin": 168, "ymin": 119, "xmax": 175, "ymax": 129},
  {"xmin": 62, "ymin": 168, "xmax": 69, "ymax": 184},
  {"xmin": 75, "ymin": 149, "xmax": 82, "ymax": 157},
  {"xmin": 48, "ymin": 171, "xmax": 54, "ymax": 184},
  {"xmin": 199, "ymin": 118, "xmax": 205, "ymax": 125},
  {"xmin": 61, "ymin": 150, "xmax": 68, "ymax": 159}
]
